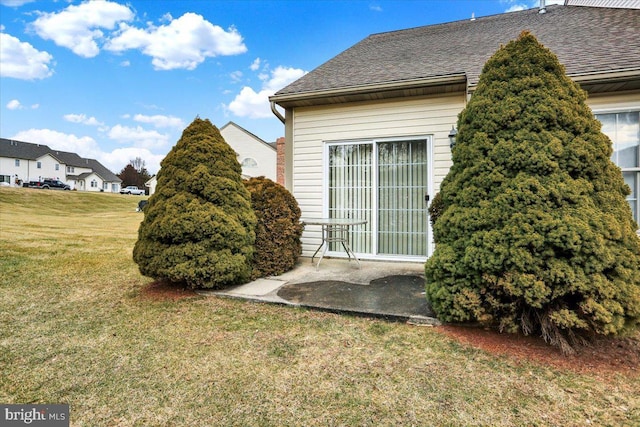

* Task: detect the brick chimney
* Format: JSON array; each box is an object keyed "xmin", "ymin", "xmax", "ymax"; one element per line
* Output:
[{"xmin": 276, "ymin": 137, "xmax": 285, "ymax": 186}]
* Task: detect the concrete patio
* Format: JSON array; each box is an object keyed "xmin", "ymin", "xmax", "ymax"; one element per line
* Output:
[{"xmin": 200, "ymin": 257, "xmax": 440, "ymax": 325}]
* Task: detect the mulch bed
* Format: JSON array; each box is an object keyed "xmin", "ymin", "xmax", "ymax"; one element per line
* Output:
[{"xmin": 436, "ymin": 325, "xmax": 640, "ymax": 376}]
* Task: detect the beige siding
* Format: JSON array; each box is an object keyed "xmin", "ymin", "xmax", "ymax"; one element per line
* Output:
[
  {"xmin": 292, "ymin": 93, "xmax": 465, "ymax": 256},
  {"xmin": 587, "ymin": 90, "xmax": 640, "ymax": 113}
]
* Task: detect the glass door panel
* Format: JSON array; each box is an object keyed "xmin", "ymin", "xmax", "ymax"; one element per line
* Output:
[
  {"xmin": 377, "ymin": 140, "xmax": 428, "ymax": 256},
  {"xmin": 328, "ymin": 144, "xmax": 372, "ymax": 253}
]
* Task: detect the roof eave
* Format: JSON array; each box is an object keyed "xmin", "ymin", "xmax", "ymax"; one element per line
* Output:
[
  {"xmin": 270, "ymin": 73, "xmax": 467, "ymax": 108},
  {"xmin": 569, "ymin": 68, "xmax": 640, "ymax": 84},
  {"xmin": 467, "ymin": 68, "xmax": 640, "ymax": 92}
]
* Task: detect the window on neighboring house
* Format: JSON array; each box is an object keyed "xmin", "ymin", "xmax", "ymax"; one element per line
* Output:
[
  {"xmin": 91, "ymin": 180, "xmax": 98, "ymax": 188},
  {"xmin": 55, "ymin": 164, "xmax": 60, "ymax": 171},
  {"xmin": 103, "ymin": 182, "xmax": 108, "ymax": 190},
  {"xmin": 241, "ymin": 157, "xmax": 258, "ymax": 168},
  {"xmin": 37, "ymin": 161, "xmax": 42, "ymax": 169},
  {"xmin": 596, "ymin": 111, "xmax": 640, "ymax": 226},
  {"xmin": 15, "ymin": 159, "xmax": 20, "ymax": 167},
  {"xmin": 67, "ymin": 166, "xmax": 74, "ymax": 173},
  {"xmin": 1, "ymin": 175, "xmax": 10, "ymax": 183}
]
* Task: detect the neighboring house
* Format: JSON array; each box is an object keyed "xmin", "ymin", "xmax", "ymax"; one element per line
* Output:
[
  {"xmin": 144, "ymin": 122, "xmax": 279, "ymax": 197},
  {"xmin": 220, "ymin": 121, "xmax": 277, "ymax": 181},
  {"xmin": 0, "ymin": 138, "xmax": 121, "ymax": 192},
  {"xmin": 145, "ymin": 175, "xmax": 157, "ymax": 196},
  {"xmin": 270, "ymin": 3, "xmax": 640, "ymax": 261}
]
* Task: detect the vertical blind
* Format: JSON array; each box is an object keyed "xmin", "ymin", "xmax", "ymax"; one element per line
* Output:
[
  {"xmin": 378, "ymin": 140, "xmax": 428, "ymax": 256},
  {"xmin": 328, "ymin": 144, "xmax": 373, "ymax": 253},
  {"xmin": 328, "ymin": 139, "xmax": 429, "ymax": 257}
]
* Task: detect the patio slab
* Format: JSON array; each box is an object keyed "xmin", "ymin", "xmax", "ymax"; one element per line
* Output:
[{"xmin": 202, "ymin": 258, "xmax": 440, "ymax": 325}]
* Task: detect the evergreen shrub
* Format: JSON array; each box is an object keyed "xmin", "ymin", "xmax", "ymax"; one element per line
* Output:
[
  {"xmin": 133, "ymin": 118, "xmax": 256, "ymax": 289},
  {"xmin": 425, "ymin": 32, "xmax": 640, "ymax": 353},
  {"xmin": 245, "ymin": 177, "xmax": 303, "ymax": 279},
  {"xmin": 428, "ymin": 192, "xmax": 444, "ymax": 228}
]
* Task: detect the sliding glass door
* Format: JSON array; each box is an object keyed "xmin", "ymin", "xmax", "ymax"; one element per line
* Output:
[
  {"xmin": 377, "ymin": 140, "xmax": 429, "ymax": 256},
  {"xmin": 327, "ymin": 137, "xmax": 431, "ymax": 258}
]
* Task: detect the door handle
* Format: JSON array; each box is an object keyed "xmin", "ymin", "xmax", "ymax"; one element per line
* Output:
[{"xmin": 425, "ymin": 194, "xmax": 430, "ymax": 203}]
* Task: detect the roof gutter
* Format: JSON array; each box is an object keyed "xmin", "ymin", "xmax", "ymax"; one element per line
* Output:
[
  {"xmin": 270, "ymin": 73, "xmax": 467, "ymax": 105},
  {"xmin": 270, "ymin": 100, "xmax": 285, "ymax": 124},
  {"xmin": 465, "ymin": 68, "xmax": 640, "ymax": 93},
  {"xmin": 567, "ymin": 68, "xmax": 640, "ymax": 83}
]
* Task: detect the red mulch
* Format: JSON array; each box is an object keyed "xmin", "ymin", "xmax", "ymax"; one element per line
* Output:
[
  {"xmin": 436, "ymin": 325, "xmax": 640, "ymax": 377},
  {"xmin": 139, "ymin": 280, "xmax": 199, "ymax": 301}
]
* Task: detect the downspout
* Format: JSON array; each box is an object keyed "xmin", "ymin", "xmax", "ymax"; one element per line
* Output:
[{"xmin": 270, "ymin": 100, "xmax": 285, "ymax": 124}]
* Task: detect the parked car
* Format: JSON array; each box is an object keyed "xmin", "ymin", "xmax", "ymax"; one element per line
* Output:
[
  {"xmin": 28, "ymin": 179, "xmax": 71, "ymax": 190},
  {"xmin": 120, "ymin": 186, "xmax": 145, "ymax": 195}
]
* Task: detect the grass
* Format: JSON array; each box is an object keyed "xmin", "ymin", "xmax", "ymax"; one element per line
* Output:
[{"xmin": 1, "ymin": 187, "xmax": 638, "ymax": 426}]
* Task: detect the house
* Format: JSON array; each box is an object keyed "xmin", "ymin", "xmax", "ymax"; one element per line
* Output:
[
  {"xmin": 0, "ymin": 138, "xmax": 122, "ymax": 192},
  {"xmin": 270, "ymin": 2, "xmax": 640, "ymax": 262},
  {"xmin": 144, "ymin": 175, "xmax": 157, "ymax": 196},
  {"xmin": 220, "ymin": 122, "xmax": 277, "ymax": 181},
  {"xmin": 144, "ymin": 122, "xmax": 281, "ymax": 197}
]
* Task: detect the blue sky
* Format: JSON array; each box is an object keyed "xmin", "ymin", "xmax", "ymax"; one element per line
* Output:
[{"xmin": 0, "ymin": 0, "xmax": 560, "ymax": 174}]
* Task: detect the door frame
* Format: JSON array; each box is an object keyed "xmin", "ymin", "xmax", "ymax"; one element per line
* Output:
[{"xmin": 323, "ymin": 135, "xmax": 434, "ymax": 261}]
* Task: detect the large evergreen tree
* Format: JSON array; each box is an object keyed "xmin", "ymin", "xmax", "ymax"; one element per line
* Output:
[
  {"xmin": 133, "ymin": 118, "xmax": 256, "ymax": 289},
  {"xmin": 425, "ymin": 32, "xmax": 640, "ymax": 352}
]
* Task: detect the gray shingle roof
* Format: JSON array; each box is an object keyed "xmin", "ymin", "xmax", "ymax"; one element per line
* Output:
[
  {"xmin": 274, "ymin": 5, "xmax": 640, "ymax": 98},
  {"xmin": 0, "ymin": 138, "xmax": 121, "ymax": 182},
  {"xmin": 0, "ymin": 138, "xmax": 51, "ymax": 160},
  {"xmin": 84, "ymin": 159, "xmax": 121, "ymax": 182}
]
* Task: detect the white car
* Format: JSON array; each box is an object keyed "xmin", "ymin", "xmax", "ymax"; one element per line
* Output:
[{"xmin": 120, "ymin": 186, "xmax": 145, "ymax": 195}]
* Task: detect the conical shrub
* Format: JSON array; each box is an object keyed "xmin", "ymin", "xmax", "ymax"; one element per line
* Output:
[
  {"xmin": 133, "ymin": 118, "xmax": 256, "ymax": 289},
  {"xmin": 425, "ymin": 32, "xmax": 640, "ymax": 353}
]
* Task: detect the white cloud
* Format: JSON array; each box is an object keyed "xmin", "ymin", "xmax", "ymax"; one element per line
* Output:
[
  {"xmin": 10, "ymin": 128, "xmax": 164, "ymax": 174},
  {"xmin": 502, "ymin": 0, "xmax": 563, "ymax": 12},
  {"xmin": 7, "ymin": 99, "xmax": 22, "ymax": 110},
  {"xmin": 108, "ymin": 124, "xmax": 169, "ymax": 149},
  {"xmin": 12, "ymin": 128, "xmax": 102, "ymax": 159},
  {"xmin": 132, "ymin": 114, "xmax": 184, "ymax": 129},
  {"xmin": 103, "ymin": 147, "xmax": 165, "ymax": 174},
  {"xmin": 250, "ymin": 58, "xmax": 261, "ymax": 71},
  {"xmin": 0, "ymin": 0, "xmax": 35, "ymax": 6},
  {"xmin": 230, "ymin": 70, "xmax": 243, "ymax": 83},
  {"xmin": 105, "ymin": 12, "xmax": 247, "ymax": 70},
  {"xmin": 31, "ymin": 1, "xmax": 133, "ymax": 58},
  {"xmin": 0, "ymin": 32, "xmax": 54, "ymax": 79},
  {"xmin": 63, "ymin": 113, "xmax": 104, "ymax": 126},
  {"xmin": 370, "ymin": 4, "xmax": 383, "ymax": 12},
  {"xmin": 227, "ymin": 66, "xmax": 306, "ymax": 119},
  {"xmin": 505, "ymin": 3, "xmax": 528, "ymax": 12}
]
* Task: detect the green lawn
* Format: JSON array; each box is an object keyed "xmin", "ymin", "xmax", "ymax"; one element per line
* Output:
[{"xmin": 1, "ymin": 187, "xmax": 638, "ymax": 426}]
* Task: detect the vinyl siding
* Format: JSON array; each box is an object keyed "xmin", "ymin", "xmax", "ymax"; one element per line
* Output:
[
  {"xmin": 587, "ymin": 90, "xmax": 640, "ymax": 113},
  {"xmin": 291, "ymin": 93, "xmax": 466, "ymax": 257}
]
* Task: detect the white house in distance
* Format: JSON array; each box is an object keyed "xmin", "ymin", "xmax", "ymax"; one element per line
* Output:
[
  {"xmin": 145, "ymin": 121, "xmax": 280, "ymax": 196},
  {"xmin": 220, "ymin": 121, "xmax": 277, "ymax": 181},
  {"xmin": 270, "ymin": 2, "xmax": 640, "ymax": 262},
  {"xmin": 0, "ymin": 138, "xmax": 122, "ymax": 192}
]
